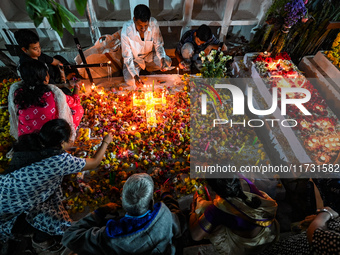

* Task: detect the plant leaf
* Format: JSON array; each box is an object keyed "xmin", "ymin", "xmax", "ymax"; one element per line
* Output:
[
  {"xmin": 53, "ymin": 10, "xmax": 64, "ymax": 37},
  {"xmin": 58, "ymin": 6, "xmax": 74, "ymax": 35},
  {"xmin": 27, "ymin": 1, "xmax": 43, "ymax": 14},
  {"xmin": 33, "ymin": 16, "xmax": 43, "ymax": 27},
  {"xmin": 26, "ymin": 0, "xmax": 35, "ymax": 18},
  {"xmin": 57, "ymin": 3, "xmax": 79, "ymax": 23},
  {"xmin": 40, "ymin": 8, "xmax": 55, "ymax": 16},
  {"xmin": 75, "ymin": 0, "xmax": 88, "ymax": 16}
]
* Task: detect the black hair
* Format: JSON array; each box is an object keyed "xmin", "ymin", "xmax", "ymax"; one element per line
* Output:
[
  {"xmin": 13, "ymin": 119, "xmax": 71, "ymax": 151},
  {"xmin": 14, "ymin": 29, "xmax": 39, "ymax": 50},
  {"xmin": 39, "ymin": 119, "xmax": 71, "ymax": 149},
  {"xmin": 196, "ymin": 25, "xmax": 212, "ymax": 42},
  {"xmin": 13, "ymin": 133, "xmax": 42, "ymax": 151},
  {"xmin": 15, "ymin": 60, "xmax": 51, "ymax": 110},
  {"xmin": 207, "ymin": 177, "xmax": 261, "ymax": 209},
  {"xmin": 134, "ymin": 4, "xmax": 151, "ymax": 22}
]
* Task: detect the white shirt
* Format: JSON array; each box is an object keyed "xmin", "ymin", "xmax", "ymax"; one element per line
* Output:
[{"xmin": 121, "ymin": 17, "xmax": 166, "ymax": 78}]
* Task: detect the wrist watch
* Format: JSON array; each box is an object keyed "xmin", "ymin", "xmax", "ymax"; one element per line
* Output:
[{"xmin": 316, "ymin": 208, "xmax": 334, "ymax": 220}]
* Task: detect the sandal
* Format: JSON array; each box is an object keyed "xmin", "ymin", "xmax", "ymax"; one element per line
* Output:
[{"xmin": 32, "ymin": 238, "xmax": 65, "ymax": 254}]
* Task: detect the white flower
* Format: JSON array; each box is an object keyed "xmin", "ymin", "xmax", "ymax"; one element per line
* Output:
[
  {"xmin": 199, "ymin": 51, "xmax": 205, "ymax": 57},
  {"xmin": 208, "ymin": 55, "xmax": 214, "ymax": 62},
  {"xmin": 220, "ymin": 52, "xmax": 224, "ymax": 57},
  {"xmin": 222, "ymin": 56, "xmax": 227, "ymax": 61}
]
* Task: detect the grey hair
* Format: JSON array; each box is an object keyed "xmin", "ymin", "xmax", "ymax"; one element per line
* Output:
[{"xmin": 122, "ymin": 173, "xmax": 154, "ymax": 216}]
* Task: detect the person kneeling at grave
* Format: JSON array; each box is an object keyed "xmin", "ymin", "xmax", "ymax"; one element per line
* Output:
[
  {"xmin": 62, "ymin": 173, "xmax": 186, "ymax": 255},
  {"xmin": 121, "ymin": 4, "xmax": 172, "ymax": 88},
  {"xmin": 175, "ymin": 24, "xmax": 227, "ymax": 72}
]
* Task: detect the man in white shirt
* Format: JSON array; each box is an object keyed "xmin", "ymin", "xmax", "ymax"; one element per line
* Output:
[{"xmin": 121, "ymin": 4, "xmax": 171, "ymax": 87}]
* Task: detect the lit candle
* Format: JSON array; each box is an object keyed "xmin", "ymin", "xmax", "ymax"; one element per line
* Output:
[
  {"xmin": 152, "ymin": 80, "xmax": 154, "ymax": 92},
  {"xmin": 91, "ymin": 83, "xmax": 96, "ymax": 90},
  {"xmin": 177, "ymin": 67, "xmax": 179, "ymax": 75},
  {"xmin": 82, "ymin": 83, "xmax": 86, "ymax": 92}
]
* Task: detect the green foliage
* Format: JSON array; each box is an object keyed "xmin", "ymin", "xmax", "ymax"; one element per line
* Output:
[
  {"xmin": 249, "ymin": 0, "xmax": 340, "ymax": 63},
  {"xmin": 199, "ymin": 50, "xmax": 232, "ymax": 78},
  {"xmin": 266, "ymin": 0, "xmax": 290, "ymax": 18},
  {"xmin": 286, "ymin": 0, "xmax": 340, "ymax": 62},
  {"xmin": 25, "ymin": 0, "xmax": 114, "ymax": 37}
]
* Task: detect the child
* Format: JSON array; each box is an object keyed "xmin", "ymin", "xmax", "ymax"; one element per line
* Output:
[
  {"xmin": 8, "ymin": 60, "xmax": 83, "ymax": 140},
  {"xmin": 14, "ymin": 29, "xmax": 78, "ymax": 86},
  {"xmin": 175, "ymin": 24, "xmax": 227, "ymax": 71}
]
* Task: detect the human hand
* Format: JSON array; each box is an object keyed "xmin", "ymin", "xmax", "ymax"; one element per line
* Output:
[
  {"xmin": 160, "ymin": 58, "xmax": 168, "ymax": 71},
  {"xmin": 103, "ymin": 133, "xmax": 113, "ymax": 145},
  {"xmin": 160, "ymin": 183, "xmax": 171, "ymax": 194},
  {"xmin": 134, "ymin": 75, "xmax": 144, "ymax": 87},
  {"xmin": 179, "ymin": 61, "xmax": 190, "ymax": 70},
  {"xmin": 300, "ymin": 214, "xmax": 317, "ymax": 228},
  {"xmin": 72, "ymin": 83, "xmax": 80, "ymax": 95},
  {"xmin": 179, "ymin": 62, "xmax": 186, "ymax": 69},
  {"xmin": 204, "ymin": 45, "xmax": 213, "ymax": 55}
]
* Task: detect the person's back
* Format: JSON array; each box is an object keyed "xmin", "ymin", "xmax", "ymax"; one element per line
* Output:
[
  {"xmin": 62, "ymin": 173, "xmax": 184, "ymax": 255},
  {"xmin": 189, "ymin": 177, "xmax": 279, "ymax": 255}
]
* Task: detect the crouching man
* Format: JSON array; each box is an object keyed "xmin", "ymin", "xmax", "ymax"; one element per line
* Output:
[{"xmin": 62, "ymin": 173, "xmax": 186, "ymax": 254}]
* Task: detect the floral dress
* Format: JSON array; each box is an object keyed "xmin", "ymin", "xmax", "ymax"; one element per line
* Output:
[{"xmin": 0, "ymin": 153, "xmax": 85, "ymax": 242}]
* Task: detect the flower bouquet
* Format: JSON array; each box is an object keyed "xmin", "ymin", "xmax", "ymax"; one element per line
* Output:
[{"xmin": 199, "ymin": 50, "xmax": 232, "ymax": 78}]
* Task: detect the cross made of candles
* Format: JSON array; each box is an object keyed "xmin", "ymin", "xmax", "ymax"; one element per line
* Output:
[{"xmin": 133, "ymin": 85, "xmax": 166, "ymax": 128}]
